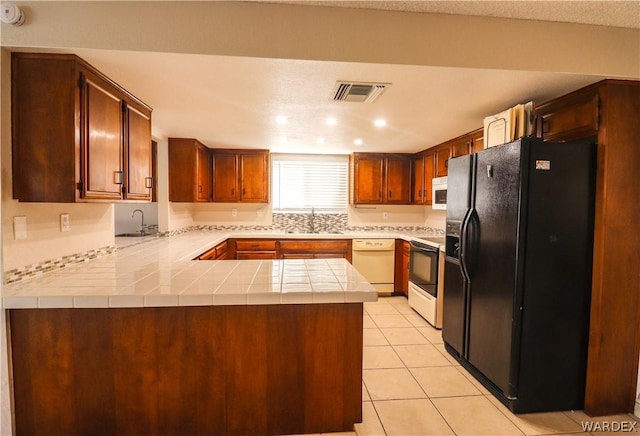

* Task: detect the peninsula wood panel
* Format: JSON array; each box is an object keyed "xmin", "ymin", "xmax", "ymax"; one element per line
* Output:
[{"xmin": 9, "ymin": 304, "xmax": 363, "ymax": 435}]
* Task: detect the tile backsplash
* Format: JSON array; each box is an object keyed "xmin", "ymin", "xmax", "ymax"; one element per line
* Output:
[
  {"xmin": 163, "ymin": 213, "xmax": 444, "ymax": 235},
  {"xmin": 4, "ymin": 213, "xmax": 445, "ymax": 284},
  {"xmin": 4, "ymin": 246, "xmax": 116, "ymax": 284}
]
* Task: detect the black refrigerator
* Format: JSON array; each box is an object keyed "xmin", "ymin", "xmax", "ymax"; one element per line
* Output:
[{"xmin": 443, "ymin": 137, "xmax": 596, "ymax": 413}]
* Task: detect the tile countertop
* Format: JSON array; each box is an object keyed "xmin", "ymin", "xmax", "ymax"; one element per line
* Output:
[{"xmin": 3, "ymin": 230, "xmax": 445, "ymax": 309}]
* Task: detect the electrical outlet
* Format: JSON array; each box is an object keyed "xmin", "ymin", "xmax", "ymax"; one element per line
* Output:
[
  {"xmin": 257, "ymin": 208, "xmax": 263, "ymax": 217},
  {"xmin": 231, "ymin": 208, "xmax": 238, "ymax": 217},
  {"xmin": 13, "ymin": 216, "xmax": 27, "ymax": 240},
  {"xmin": 383, "ymin": 211, "xmax": 389, "ymax": 220},
  {"xmin": 60, "ymin": 213, "xmax": 70, "ymax": 232}
]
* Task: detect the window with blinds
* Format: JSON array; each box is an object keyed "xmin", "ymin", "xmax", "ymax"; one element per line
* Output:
[{"xmin": 272, "ymin": 154, "xmax": 349, "ymax": 213}]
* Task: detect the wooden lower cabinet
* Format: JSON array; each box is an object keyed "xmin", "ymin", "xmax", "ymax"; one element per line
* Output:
[
  {"xmin": 233, "ymin": 239, "xmax": 278, "ymax": 260},
  {"xmin": 9, "ymin": 304, "xmax": 363, "ymax": 435},
  {"xmin": 202, "ymin": 239, "xmax": 352, "ymax": 261},
  {"xmin": 393, "ymin": 240, "xmax": 410, "ymax": 296}
]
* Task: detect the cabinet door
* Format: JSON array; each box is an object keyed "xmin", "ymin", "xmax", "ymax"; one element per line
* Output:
[
  {"xmin": 471, "ymin": 129, "xmax": 484, "ymax": 154},
  {"xmin": 240, "ymin": 153, "xmax": 269, "ymax": 202},
  {"xmin": 451, "ymin": 138, "xmax": 471, "ymax": 158},
  {"xmin": 80, "ymin": 70, "xmax": 124, "ymax": 200},
  {"xmin": 213, "ymin": 153, "xmax": 238, "ymax": 202},
  {"xmin": 435, "ymin": 146, "xmax": 450, "ymax": 178},
  {"xmin": 124, "ymin": 103, "xmax": 152, "ymax": 201},
  {"xmin": 354, "ymin": 156, "xmax": 384, "ymax": 204},
  {"xmin": 413, "ymin": 155, "xmax": 425, "ymax": 204},
  {"xmin": 424, "ymin": 152, "xmax": 434, "ymax": 205},
  {"xmin": 537, "ymin": 91, "xmax": 599, "ymax": 142},
  {"xmin": 197, "ymin": 145, "xmax": 212, "ymax": 202},
  {"xmin": 385, "ymin": 157, "xmax": 411, "ymax": 204}
]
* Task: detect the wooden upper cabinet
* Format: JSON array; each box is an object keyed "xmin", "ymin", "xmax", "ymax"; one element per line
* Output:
[
  {"xmin": 424, "ymin": 153, "xmax": 434, "ymax": 204},
  {"xmin": 435, "ymin": 145, "xmax": 450, "ymax": 178},
  {"xmin": 168, "ymin": 138, "xmax": 212, "ymax": 202},
  {"xmin": 450, "ymin": 137, "xmax": 471, "ymax": 158},
  {"xmin": 351, "ymin": 153, "xmax": 411, "ymax": 205},
  {"xmin": 385, "ymin": 156, "xmax": 412, "ymax": 203},
  {"xmin": 351, "ymin": 154, "xmax": 384, "ymax": 204},
  {"xmin": 535, "ymin": 88, "xmax": 599, "ymax": 142},
  {"xmin": 124, "ymin": 102, "xmax": 153, "ymax": 201},
  {"xmin": 79, "ymin": 68, "xmax": 124, "ymax": 200},
  {"xmin": 212, "ymin": 152, "xmax": 237, "ymax": 202},
  {"xmin": 212, "ymin": 149, "xmax": 269, "ymax": 203},
  {"xmin": 471, "ymin": 128, "xmax": 485, "ymax": 154},
  {"xmin": 239, "ymin": 152, "xmax": 269, "ymax": 202},
  {"xmin": 413, "ymin": 155, "xmax": 425, "ymax": 204},
  {"xmin": 414, "ymin": 151, "xmax": 435, "ymax": 205},
  {"xmin": 11, "ymin": 52, "xmax": 152, "ymax": 203}
]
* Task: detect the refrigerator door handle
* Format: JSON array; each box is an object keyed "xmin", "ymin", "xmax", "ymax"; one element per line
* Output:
[
  {"xmin": 464, "ymin": 209, "xmax": 480, "ymax": 278},
  {"xmin": 459, "ymin": 209, "xmax": 472, "ymax": 281}
]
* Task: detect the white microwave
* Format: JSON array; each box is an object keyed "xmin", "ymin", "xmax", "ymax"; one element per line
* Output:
[{"xmin": 432, "ymin": 176, "xmax": 447, "ymax": 210}]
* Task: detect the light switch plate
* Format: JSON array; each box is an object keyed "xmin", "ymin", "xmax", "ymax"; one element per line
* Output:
[
  {"xmin": 60, "ymin": 214, "xmax": 70, "ymax": 232},
  {"xmin": 231, "ymin": 208, "xmax": 238, "ymax": 217},
  {"xmin": 13, "ymin": 216, "xmax": 27, "ymax": 240},
  {"xmin": 382, "ymin": 211, "xmax": 389, "ymax": 220}
]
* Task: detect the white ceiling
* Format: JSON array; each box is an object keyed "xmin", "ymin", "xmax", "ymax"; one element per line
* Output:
[
  {"xmin": 14, "ymin": 1, "xmax": 638, "ymax": 155},
  {"xmin": 267, "ymin": 1, "xmax": 640, "ymax": 29}
]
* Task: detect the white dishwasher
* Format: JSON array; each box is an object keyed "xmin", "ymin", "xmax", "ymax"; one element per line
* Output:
[{"xmin": 352, "ymin": 239, "xmax": 396, "ymax": 295}]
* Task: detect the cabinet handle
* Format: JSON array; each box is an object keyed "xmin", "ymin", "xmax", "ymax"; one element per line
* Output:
[
  {"xmin": 145, "ymin": 177, "xmax": 153, "ymax": 189},
  {"xmin": 114, "ymin": 171, "xmax": 124, "ymax": 185},
  {"xmin": 198, "ymin": 185, "xmax": 203, "ymax": 193},
  {"xmin": 388, "ymin": 190, "xmax": 392, "ymax": 199},
  {"xmin": 242, "ymin": 188, "xmax": 246, "ymax": 196},
  {"xmin": 542, "ymin": 119, "xmax": 550, "ymax": 134},
  {"xmin": 445, "ymin": 159, "xmax": 448, "ymax": 169},
  {"xmin": 418, "ymin": 190, "xmax": 422, "ymax": 199},
  {"xmin": 231, "ymin": 188, "xmax": 235, "ymax": 196},
  {"xmin": 379, "ymin": 190, "xmax": 382, "ymax": 200}
]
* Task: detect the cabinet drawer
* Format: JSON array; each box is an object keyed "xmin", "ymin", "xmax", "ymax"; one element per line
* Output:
[
  {"xmin": 236, "ymin": 252, "xmax": 277, "ymax": 260},
  {"xmin": 235, "ymin": 240, "xmax": 277, "ymax": 251},
  {"xmin": 538, "ymin": 91, "xmax": 599, "ymax": 142},
  {"xmin": 279, "ymin": 240, "xmax": 350, "ymax": 252}
]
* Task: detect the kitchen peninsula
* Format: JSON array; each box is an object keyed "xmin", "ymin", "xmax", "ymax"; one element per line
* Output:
[{"xmin": 4, "ymin": 231, "xmax": 377, "ymax": 435}]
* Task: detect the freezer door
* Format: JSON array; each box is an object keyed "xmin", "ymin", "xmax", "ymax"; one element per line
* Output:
[
  {"xmin": 443, "ymin": 154, "xmax": 473, "ymax": 356},
  {"xmin": 466, "ymin": 141, "xmax": 523, "ymax": 396}
]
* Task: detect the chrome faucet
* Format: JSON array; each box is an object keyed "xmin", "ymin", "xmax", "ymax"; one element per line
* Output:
[{"xmin": 132, "ymin": 209, "xmax": 145, "ymax": 233}]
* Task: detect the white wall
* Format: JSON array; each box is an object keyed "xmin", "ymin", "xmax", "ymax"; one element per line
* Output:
[{"xmin": 192, "ymin": 203, "xmax": 272, "ymax": 227}]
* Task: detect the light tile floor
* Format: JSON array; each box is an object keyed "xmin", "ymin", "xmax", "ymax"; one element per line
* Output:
[{"xmin": 351, "ymin": 296, "xmax": 639, "ymax": 436}]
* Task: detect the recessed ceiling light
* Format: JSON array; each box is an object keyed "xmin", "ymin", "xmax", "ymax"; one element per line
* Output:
[
  {"xmin": 326, "ymin": 117, "xmax": 338, "ymax": 126},
  {"xmin": 276, "ymin": 115, "xmax": 288, "ymax": 124},
  {"xmin": 316, "ymin": 138, "xmax": 325, "ymax": 144},
  {"xmin": 374, "ymin": 119, "xmax": 387, "ymax": 128},
  {"xmin": 354, "ymin": 138, "xmax": 363, "ymax": 146}
]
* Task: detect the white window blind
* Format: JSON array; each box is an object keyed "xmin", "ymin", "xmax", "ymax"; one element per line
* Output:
[{"xmin": 272, "ymin": 154, "xmax": 349, "ymax": 213}]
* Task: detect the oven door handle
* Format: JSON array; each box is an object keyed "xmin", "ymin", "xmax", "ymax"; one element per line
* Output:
[{"xmin": 409, "ymin": 241, "xmax": 439, "ymax": 253}]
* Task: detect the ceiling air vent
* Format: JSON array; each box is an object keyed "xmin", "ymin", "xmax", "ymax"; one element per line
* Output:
[{"xmin": 331, "ymin": 81, "xmax": 389, "ymax": 103}]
